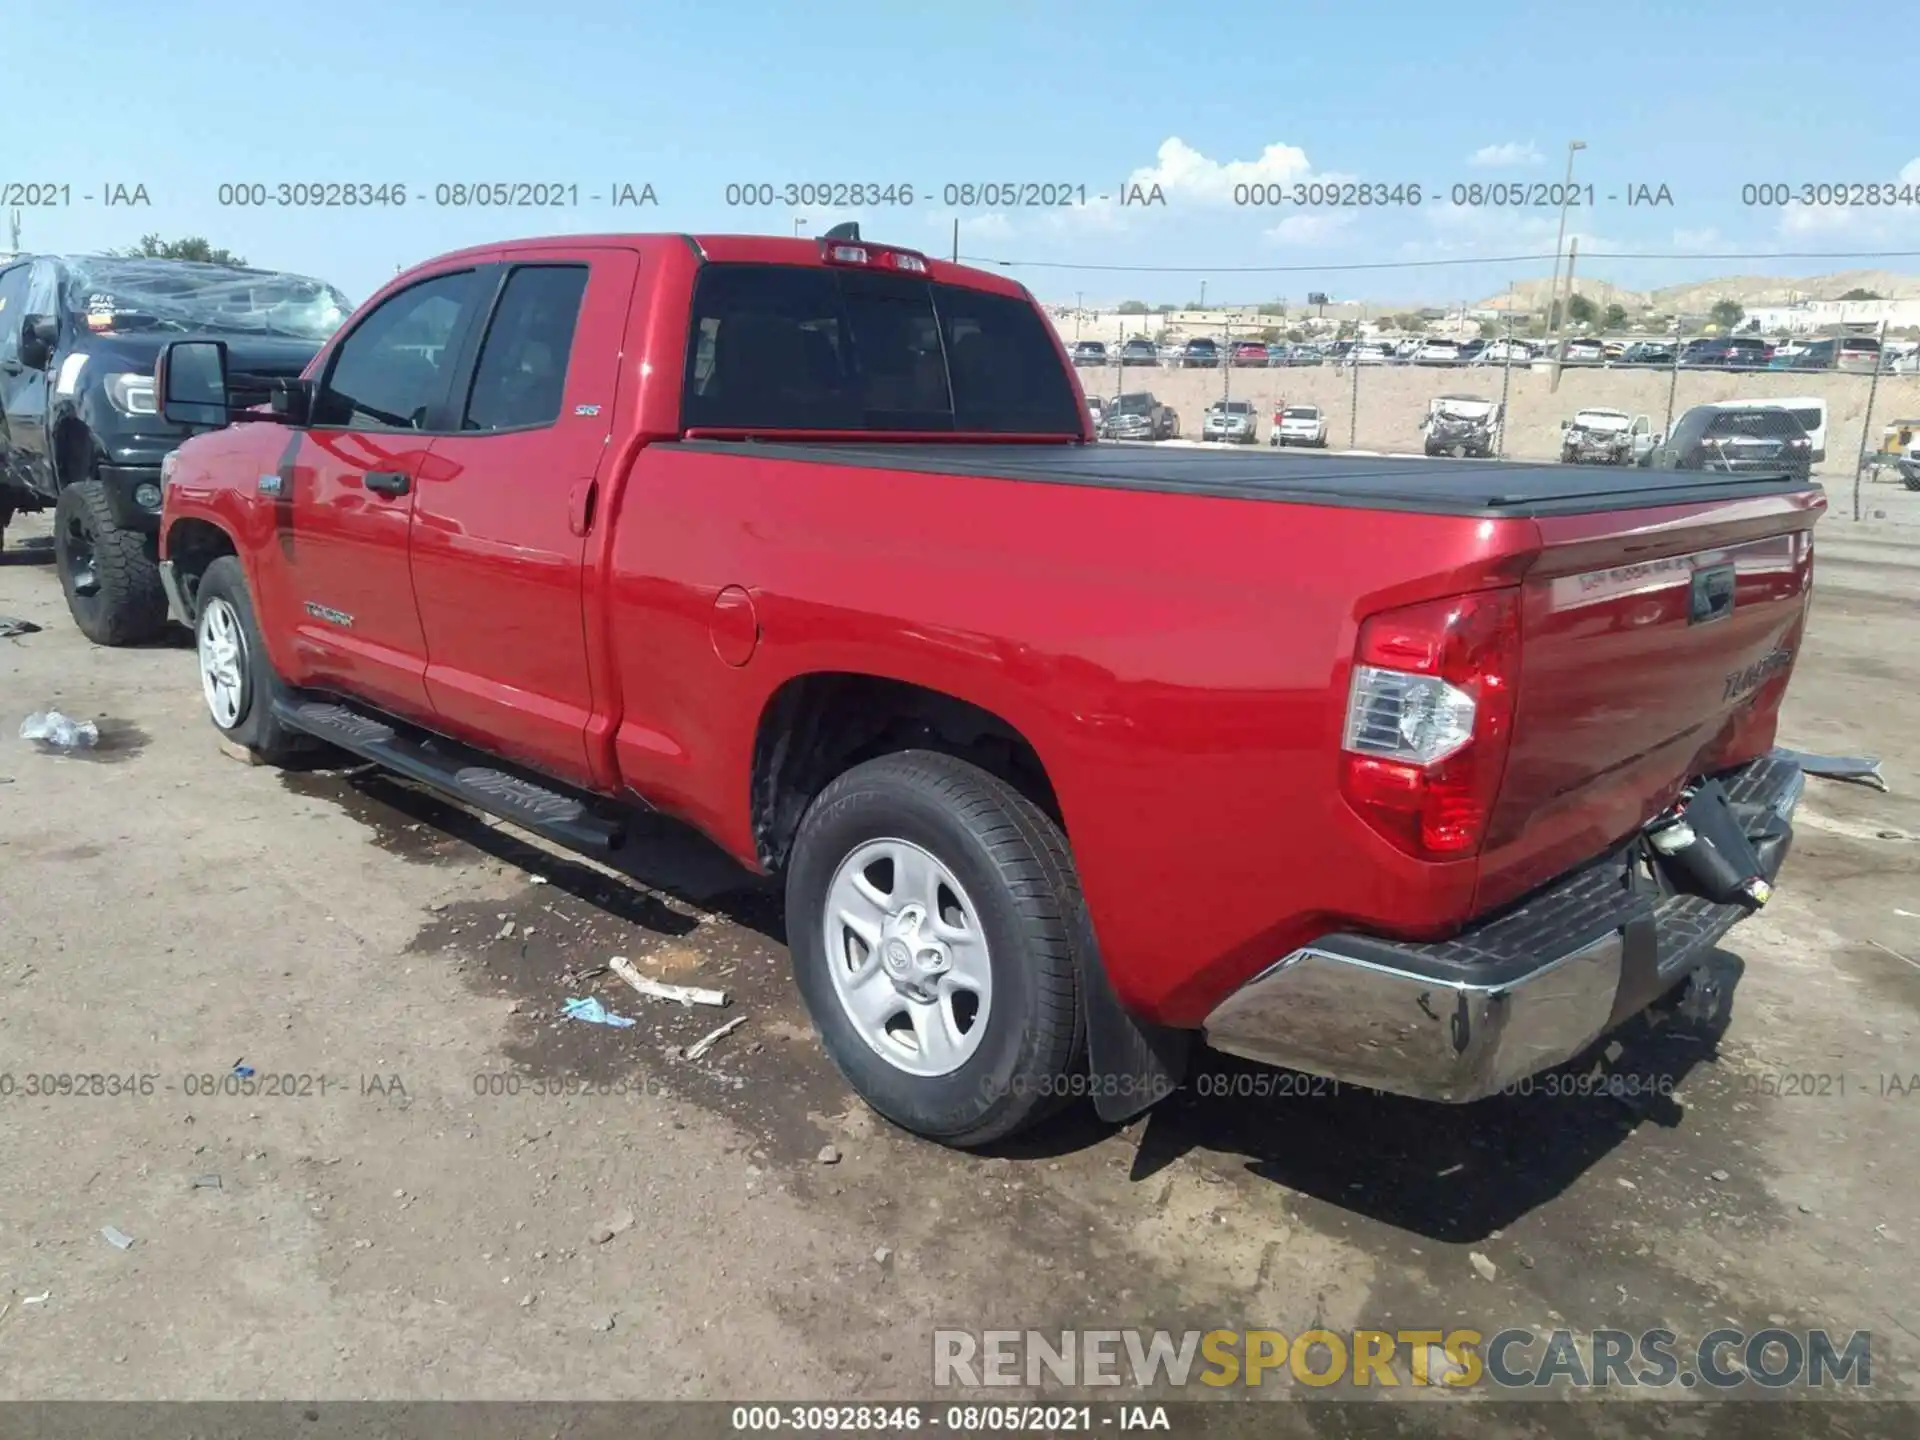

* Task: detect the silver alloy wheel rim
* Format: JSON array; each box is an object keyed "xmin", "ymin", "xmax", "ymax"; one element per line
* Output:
[
  {"xmin": 198, "ymin": 597, "xmax": 248, "ymax": 731},
  {"xmin": 822, "ymin": 837, "xmax": 993, "ymax": 1078}
]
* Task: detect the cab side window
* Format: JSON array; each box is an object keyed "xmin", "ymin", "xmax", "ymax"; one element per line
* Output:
[
  {"xmin": 314, "ymin": 270, "xmax": 484, "ymax": 432},
  {"xmin": 461, "ymin": 265, "xmax": 589, "ymax": 432},
  {"xmin": 0, "ymin": 265, "xmax": 28, "ymax": 366}
]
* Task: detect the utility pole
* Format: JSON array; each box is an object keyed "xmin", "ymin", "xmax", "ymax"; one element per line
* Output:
[
  {"xmin": 1853, "ymin": 319, "xmax": 1892, "ymax": 521},
  {"xmin": 1550, "ymin": 239, "xmax": 1581, "ymax": 392},
  {"xmin": 1497, "ymin": 281, "xmax": 1516, "ymax": 457},
  {"xmin": 1542, "ymin": 139, "xmax": 1587, "ymax": 351},
  {"xmin": 794, "ymin": 217, "xmax": 808, "ymax": 237},
  {"xmin": 951, "ymin": 217, "xmax": 959, "ymax": 263}
]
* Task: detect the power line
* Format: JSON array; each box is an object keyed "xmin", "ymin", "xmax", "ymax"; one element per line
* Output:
[{"xmin": 955, "ymin": 248, "xmax": 1920, "ymax": 275}]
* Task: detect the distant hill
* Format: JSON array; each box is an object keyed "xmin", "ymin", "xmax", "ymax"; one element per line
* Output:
[
  {"xmin": 1476, "ymin": 277, "xmax": 1648, "ymax": 312},
  {"xmin": 1646, "ymin": 269, "xmax": 1920, "ymax": 310},
  {"xmin": 1471, "ymin": 269, "xmax": 1920, "ymax": 314}
]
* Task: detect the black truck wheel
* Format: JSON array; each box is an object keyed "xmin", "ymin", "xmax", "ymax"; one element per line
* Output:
[
  {"xmin": 192, "ymin": 556, "xmax": 308, "ymax": 763},
  {"xmin": 53, "ymin": 480, "xmax": 168, "ymax": 646},
  {"xmin": 785, "ymin": 750, "xmax": 1088, "ymax": 1148}
]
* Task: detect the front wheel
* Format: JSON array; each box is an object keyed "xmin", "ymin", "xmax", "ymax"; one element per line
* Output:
[
  {"xmin": 193, "ymin": 556, "xmax": 309, "ymax": 764},
  {"xmin": 53, "ymin": 480, "xmax": 168, "ymax": 646},
  {"xmin": 784, "ymin": 751, "xmax": 1088, "ymax": 1148}
]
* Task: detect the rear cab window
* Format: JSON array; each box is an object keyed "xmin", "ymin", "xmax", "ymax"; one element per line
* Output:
[{"xmin": 681, "ymin": 263, "xmax": 1081, "ymax": 435}]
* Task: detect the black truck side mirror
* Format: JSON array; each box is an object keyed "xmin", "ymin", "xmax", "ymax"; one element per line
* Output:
[
  {"xmin": 19, "ymin": 315, "xmax": 58, "ymax": 370},
  {"xmin": 157, "ymin": 339, "xmax": 232, "ymax": 428}
]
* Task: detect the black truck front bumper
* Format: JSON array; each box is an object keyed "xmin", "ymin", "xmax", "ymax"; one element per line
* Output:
[{"xmin": 1202, "ymin": 752, "xmax": 1805, "ymax": 1101}]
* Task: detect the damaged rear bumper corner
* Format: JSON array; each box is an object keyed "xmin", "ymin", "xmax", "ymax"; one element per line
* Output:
[{"xmin": 1200, "ymin": 751, "xmax": 1805, "ymax": 1103}]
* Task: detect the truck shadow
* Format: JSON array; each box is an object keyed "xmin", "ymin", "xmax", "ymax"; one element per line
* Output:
[
  {"xmin": 1011, "ymin": 950, "xmax": 1745, "ymax": 1242},
  {"xmin": 285, "ymin": 764, "xmax": 782, "ymax": 942}
]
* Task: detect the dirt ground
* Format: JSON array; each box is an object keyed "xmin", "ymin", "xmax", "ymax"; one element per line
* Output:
[
  {"xmin": 1, "ymin": 507, "xmax": 1917, "ymax": 1430},
  {"xmin": 1078, "ymin": 360, "xmax": 1920, "ymax": 475}
]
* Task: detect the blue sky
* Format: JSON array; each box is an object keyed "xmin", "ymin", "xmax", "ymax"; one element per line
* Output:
[{"xmin": 12, "ymin": 0, "xmax": 1917, "ymax": 307}]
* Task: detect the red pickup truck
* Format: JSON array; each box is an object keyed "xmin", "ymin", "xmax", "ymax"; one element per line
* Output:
[{"xmin": 152, "ymin": 226, "xmax": 1819, "ymax": 1147}]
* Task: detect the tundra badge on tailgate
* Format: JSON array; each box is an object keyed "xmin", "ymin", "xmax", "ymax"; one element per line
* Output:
[{"xmin": 1723, "ymin": 646, "xmax": 1793, "ymax": 701}]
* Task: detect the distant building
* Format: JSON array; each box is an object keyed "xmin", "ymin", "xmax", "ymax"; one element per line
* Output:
[{"xmin": 1741, "ymin": 298, "xmax": 1920, "ymax": 333}]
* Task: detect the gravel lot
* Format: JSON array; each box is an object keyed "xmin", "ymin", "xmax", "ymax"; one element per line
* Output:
[{"xmin": 1, "ymin": 509, "xmax": 1916, "ymax": 1429}]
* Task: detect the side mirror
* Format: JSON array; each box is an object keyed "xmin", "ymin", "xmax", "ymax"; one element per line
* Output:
[
  {"xmin": 269, "ymin": 378, "xmax": 314, "ymax": 426},
  {"xmin": 157, "ymin": 339, "xmax": 232, "ymax": 428},
  {"xmin": 19, "ymin": 315, "xmax": 58, "ymax": 370},
  {"xmin": 1560, "ymin": 419, "xmax": 1571, "ymax": 430}
]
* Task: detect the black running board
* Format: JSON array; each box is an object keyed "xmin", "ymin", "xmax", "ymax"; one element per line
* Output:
[{"xmin": 273, "ymin": 698, "xmax": 627, "ymax": 854}]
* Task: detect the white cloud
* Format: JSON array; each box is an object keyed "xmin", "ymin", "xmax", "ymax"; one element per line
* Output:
[
  {"xmin": 1772, "ymin": 157, "xmax": 1920, "ymax": 242},
  {"xmin": 1264, "ymin": 212, "xmax": 1355, "ymax": 246},
  {"xmin": 1040, "ymin": 137, "xmax": 1325, "ymax": 239},
  {"xmin": 1039, "ymin": 195, "xmax": 1130, "ymax": 237},
  {"xmin": 1468, "ymin": 142, "xmax": 1543, "ymax": 168},
  {"xmin": 1125, "ymin": 136, "xmax": 1315, "ymax": 204},
  {"xmin": 1400, "ymin": 203, "xmax": 1628, "ymax": 260}
]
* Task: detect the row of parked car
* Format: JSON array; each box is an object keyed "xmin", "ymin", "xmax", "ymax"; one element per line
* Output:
[
  {"xmin": 1086, "ymin": 393, "xmax": 1330, "ymax": 445},
  {"xmin": 1071, "ymin": 332, "xmax": 1918, "ymax": 372},
  {"xmin": 1089, "ymin": 387, "xmax": 1829, "ymax": 482}
]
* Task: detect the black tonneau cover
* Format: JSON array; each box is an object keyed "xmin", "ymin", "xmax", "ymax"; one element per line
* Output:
[{"xmin": 669, "ymin": 440, "xmax": 1816, "ymax": 517}]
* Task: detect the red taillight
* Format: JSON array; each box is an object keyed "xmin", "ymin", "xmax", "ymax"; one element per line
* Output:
[
  {"xmin": 1339, "ymin": 590, "xmax": 1521, "ymax": 859},
  {"xmin": 822, "ymin": 241, "xmax": 928, "ymax": 273}
]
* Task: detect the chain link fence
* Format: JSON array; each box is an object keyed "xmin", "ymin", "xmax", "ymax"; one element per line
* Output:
[{"xmin": 1066, "ymin": 289, "xmax": 1920, "ymax": 528}]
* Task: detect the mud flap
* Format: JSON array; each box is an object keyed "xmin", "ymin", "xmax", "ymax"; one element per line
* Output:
[{"xmin": 1079, "ymin": 948, "xmax": 1192, "ymax": 1124}]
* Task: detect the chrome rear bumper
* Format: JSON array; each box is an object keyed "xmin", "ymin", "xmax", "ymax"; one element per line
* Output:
[{"xmin": 1202, "ymin": 752, "xmax": 1805, "ymax": 1102}]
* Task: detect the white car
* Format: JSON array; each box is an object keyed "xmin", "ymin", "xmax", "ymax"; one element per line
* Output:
[
  {"xmin": 1413, "ymin": 339, "xmax": 1461, "ymax": 365},
  {"xmin": 1422, "ymin": 394, "xmax": 1503, "ymax": 458},
  {"xmin": 1561, "ymin": 408, "xmax": 1655, "ymax": 466},
  {"xmin": 1351, "ymin": 343, "xmax": 1390, "ymax": 365},
  {"xmin": 1269, "ymin": 404, "xmax": 1328, "ymax": 447},
  {"xmin": 1477, "ymin": 339, "xmax": 1536, "ymax": 364},
  {"xmin": 1201, "ymin": 398, "xmax": 1259, "ymax": 444}
]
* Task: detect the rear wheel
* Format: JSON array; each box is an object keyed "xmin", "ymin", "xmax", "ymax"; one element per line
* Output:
[
  {"xmin": 785, "ymin": 750, "xmax": 1087, "ymax": 1148},
  {"xmin": 53, "ymin": 480, "xmax": 168, "ymax": 646},
  {"xmin": 194, "ymin": 556, "xmax": 308, "ymax": 764}
]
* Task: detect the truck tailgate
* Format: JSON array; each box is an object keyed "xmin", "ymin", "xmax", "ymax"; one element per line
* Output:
[{"xmin": 1475, "ymin": 488, "xmax": 1822, "ymax": 913}]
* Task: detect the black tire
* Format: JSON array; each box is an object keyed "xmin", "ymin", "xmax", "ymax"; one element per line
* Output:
[
  {"xmin": 192, "ymin": 556, "xmax": 309, "ymax": 764},
  {"xmin": 1903, "ymin": 471, "xmax": 1920, "ymax": 492},
  {"xmin": 784, "ymin": 750, "xmax": 1088, "ymax": 1148},
  {"xmin": 53, "ymin": 479, "xmax": 168, "ymax": 646}
]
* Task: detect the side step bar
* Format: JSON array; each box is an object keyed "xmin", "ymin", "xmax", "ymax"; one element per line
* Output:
[{"xmin": 273, "ymin": 698, "xmax": 626, "ymax": 854}]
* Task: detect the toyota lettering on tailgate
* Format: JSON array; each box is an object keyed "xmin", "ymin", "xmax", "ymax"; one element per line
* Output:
[{"xmin": 1724, "ymin": 647, "xmax": 1794, "ymax": 701}]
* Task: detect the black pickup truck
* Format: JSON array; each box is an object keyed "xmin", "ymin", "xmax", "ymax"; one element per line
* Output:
[{"xmin": 0, "ymin": 255, "xmax": 349, "ymax": 643}]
